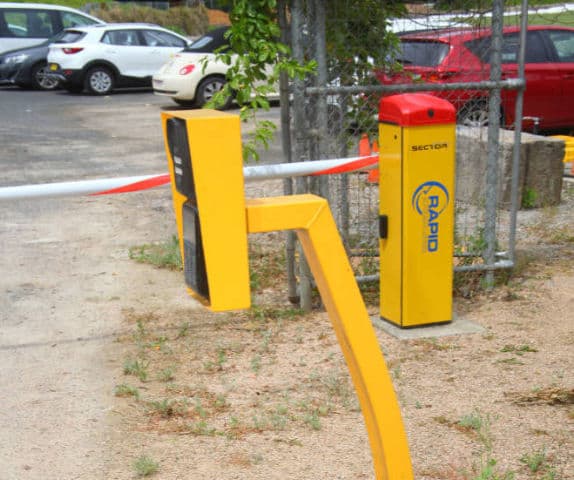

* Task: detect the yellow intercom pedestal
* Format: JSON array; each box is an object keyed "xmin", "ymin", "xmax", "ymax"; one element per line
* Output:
[
  {"xmin": 162, "ymin": 110, "xmax": 414, "ymax": 480},
  {"xmin": 379, "ymin": 94, "xmax": 456, "ymax": 328}
]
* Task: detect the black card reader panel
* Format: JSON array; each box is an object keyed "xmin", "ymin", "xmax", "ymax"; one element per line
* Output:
[
  {"xmin": 182, "ymin": 201, "xmax": 210, "ymax": 302},
  {"xmin": 166, "ymin": 117, "xmax": 196, "ymax": 201}
]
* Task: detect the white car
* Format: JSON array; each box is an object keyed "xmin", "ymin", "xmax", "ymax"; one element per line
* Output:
[
  {"xmin": 153, "ymin": 27, "xmax": 232, "ymax": 108},
  {"xmin": 153, "ymin": 26, "xmax": 276, "ymax": 108},
  {"xmin": 46, "ymin": 23, "xmax": 191, "ymax": 95}
]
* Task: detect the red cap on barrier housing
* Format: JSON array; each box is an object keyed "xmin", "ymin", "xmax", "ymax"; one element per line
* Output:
[{"xmin": 379, "ymin": 93, "xmax": 456, "ymax": 126}]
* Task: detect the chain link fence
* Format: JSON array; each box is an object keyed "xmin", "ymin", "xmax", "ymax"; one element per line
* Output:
[{"xmin": 274, "ymin": 0, "xmax": 548, "ymax": 307}]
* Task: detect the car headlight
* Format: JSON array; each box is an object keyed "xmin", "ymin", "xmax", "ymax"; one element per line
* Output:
[{"xmin": 5, "ymin": 53, "xmax": 29, "ymax": 65}]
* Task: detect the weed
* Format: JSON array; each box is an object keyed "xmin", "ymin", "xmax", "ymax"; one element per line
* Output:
[
  {"xmin": 214, "ymin": 394, "xmax": 229, "ymax": 410},
  {"xmin": 133, "ymin": 455, "xmax": 159, "ymax": 477},
  {"xmin": 457, "ymin": 410, "xmax": 493, "ymax": 449},
  {"xmin": 519, "ymin": 447, "xmax": 547, "ymax": 473},
  {"xmin": 472, "ymin": 457, "xmax": 515, "ymax": 480},
  {"xmin": 500, "ymin": 344, "xmax": 538, "ymax": 355},
  {"xmin": 258, "ymin": 328, "xmax": 273, "ymax": 353},
  {"xmin": 123, "ymin": 358, "xmax": 149, "ymax": 382},
  {"xmin": 458, "ymin": 410, "xmax": 484, "ymax": 433},
  {"xmin": 302, "ymin": 410, "xmax": 322, "ymax": 430},
  {"xmin": 148, "ymin": 398, "xmax": 177, "ymax": 418},
  {"xmin": 248, "ymin": 244, "xmax": 286, "ymax": 291},
  {"xmin": 157, "ymin": 366, "xmax": 175, "ymax": 382},
  {"xmin": 129, "ymin": 235, "xmax": 182, "ymax": 270},
  {"xmin": 194, "ymin": 399, "xmax": 207, "ymax": 419},
  {"xmin": 250, "ymin": 354, "xmax": 262, "ymax": 374},
  {"xmin": 521, "ymin": 187, "xmax": 538, "ymax": 209},
  {"xmin": 185, "ymin": 420, "xmax": 216, "ymax": 436},
  {"xmin": 175, "ymin": 322, "xmax": 190, "ymax": 339},
  {"xmin": 114, "ymin": 383, "xmax": 140, "ymax": 399},
  {"xmin": 203, "ymin": 348, "xmax": 227, "ymax": 372},
  {"xmin": 269, "ymin": 410, "xmax": 288, "ymax": 430},
  {"xmin": 496, "ymin": 357, "xmax": 525, "ymax": 366},
  {"xmin": 248, "ymin": 305, "xmax": 304, "ymax": 323}
]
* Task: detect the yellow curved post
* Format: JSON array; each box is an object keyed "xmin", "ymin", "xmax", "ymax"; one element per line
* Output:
[{"xmin": 246, "ymin": 194, "xmax": 414, "ymax": 480}]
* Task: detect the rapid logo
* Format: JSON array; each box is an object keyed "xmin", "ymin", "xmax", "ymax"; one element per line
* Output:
[{"xmin": 411, "ymin": 181, "xmax": 450, "ymax": 252}]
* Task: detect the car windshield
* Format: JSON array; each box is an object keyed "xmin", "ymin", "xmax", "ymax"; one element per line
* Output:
[
  {"xmin": 396, "ymin": 40, "xmax": 450, "ymax": 67},
  {"xmin": 183, "ymin": 27, "xmax": 229, "ymax": 53}
]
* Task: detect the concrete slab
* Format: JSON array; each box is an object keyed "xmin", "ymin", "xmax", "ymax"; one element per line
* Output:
[{"xmin": 372, "ymin": 315, "xmax": 485, "ymax": 340}]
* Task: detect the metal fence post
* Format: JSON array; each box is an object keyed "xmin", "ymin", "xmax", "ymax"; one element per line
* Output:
[{"xmin": 484, "ymin": 0, "xmax": 505, "ymax": 287}]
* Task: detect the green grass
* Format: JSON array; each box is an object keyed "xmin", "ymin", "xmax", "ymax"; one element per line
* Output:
[
  {"xmin": 114, "ymin": 383, "xmax": 140, "ymax": 399},
  {"xmin": 123, "ymin": 358, "xmax": 150, "ymax": 382},
  {"xmin": 128, "ymin": 236, "xmax": 182, "ymax": 271},
  {"xmin": 133, "ymin": 455, "xmax": 159, "ymax": 477}
]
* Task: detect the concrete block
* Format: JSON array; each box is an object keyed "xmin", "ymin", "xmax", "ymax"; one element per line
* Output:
[{"xmin": 455, "ymin": 127, "xmax": 563, "ymax": 209}]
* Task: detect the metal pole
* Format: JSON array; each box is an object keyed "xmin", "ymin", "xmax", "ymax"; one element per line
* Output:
[
  {"xmin": 278, "ymin": 0, "xmax": 298, "ymax": 304},
  {"xmin": 312, "ymin": 0, "xmax": 330, "ymax": 201},
  {"xmin": 291, "ymin": 0, "xmax": 312, "ymax": 310},
  {"xmin": 508, "ymin": 0, "xmax": 530, "ymax": 264},
  {"xmin": 483, "ymin": 0, "xmax": 505, "ymax": 287}
]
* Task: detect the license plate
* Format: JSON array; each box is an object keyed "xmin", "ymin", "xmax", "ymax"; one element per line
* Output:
[{"xmin": 49, "ymin": 63, "xmax": 58, "ymax": 71}]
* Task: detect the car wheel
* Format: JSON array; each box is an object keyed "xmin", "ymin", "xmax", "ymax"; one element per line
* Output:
[
  {"xmin": 458, "ymin": 101, "xmax": 491, "ymax": 127},
  {"xmin": 173, "ymin": 98, "xmax": 196, "ymax": 108},
  {"xmin": 30, "ymin": 62, "xmax": 60, "ymax": 91},
  {"xmin": 84, "ymin": 66, "xmax": 114, "ymax": 95},
  {"xmin": 195, "ymin": 76, "xmax": 232, "ymax": 109}
]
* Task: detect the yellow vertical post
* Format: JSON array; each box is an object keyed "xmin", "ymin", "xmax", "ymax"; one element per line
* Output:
[
  {"xmin": 246, "ymin": 195, "xmax": 414, "ymax": 480},
  {"xmin": 379, "ymin": 93, "xmax": 456, "ymax": 327}
]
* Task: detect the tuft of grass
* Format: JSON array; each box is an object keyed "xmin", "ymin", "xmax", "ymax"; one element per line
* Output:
[
  {"xmin": 123, "ymin": 358, "xmax": 149, "ymax": 382},
  {"xmin": 157, "ymin": 366, "xmax": 175, "ymax": 382},
  {"xmin": 519, "ymin": 447, "xmax": 547, "ymax": 473},
  {"xmin": 302, "ymin": 410, "xmax": 322, "ymax": 430},
  {"xmin": 203, "ymin": 347, "xmax": 227, "ymax": 373},
  {"xmin": 128, "ymin": 235, "xmax": 182, "ymax": 270},
  {"xmin": 114, "ymin": 383, "xmax": 140, "ymax": 399},
  {"xmin": 250, "ymin": 354, "xmax": 262, "ymax": 374},
  {"xmin": 521, "ymin": 187, "xmax": 538, "ymax": 209},
  {"xmin": 133, "ymin": 455, "xmax": 159, "ymax": 477},
  {"xmin": 500, "ymin": 344, "xmax": 538, "ymax": 355}
]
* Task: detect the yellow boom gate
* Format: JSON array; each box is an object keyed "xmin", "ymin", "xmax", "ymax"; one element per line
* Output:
[
  {"xmin": 379, "ymin": 94, "xmax": 456, "ymax": 328},
  {"xmin": 162, "ymin": 109, "xmax": 414, "ymax": 480}
]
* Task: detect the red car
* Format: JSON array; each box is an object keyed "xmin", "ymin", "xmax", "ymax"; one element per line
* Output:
[{"xmin": 377, "ymin": 25, "xmax": 574, "ymax": 132}]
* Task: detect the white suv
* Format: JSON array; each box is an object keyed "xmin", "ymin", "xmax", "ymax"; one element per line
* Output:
[{"xmin": 47, "ymin": 23, "xmax": 191, "ymax": 95}]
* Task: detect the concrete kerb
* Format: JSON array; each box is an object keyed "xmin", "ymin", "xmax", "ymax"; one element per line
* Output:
[{"xmin": 372, "ymin": 315, "xmax": 485, "ymax": 340}]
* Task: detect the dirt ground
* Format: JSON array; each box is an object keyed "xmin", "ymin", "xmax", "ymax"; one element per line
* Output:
[{"xmin": 0, "ymin": 97, "xmax": 572, "ymax": 479}]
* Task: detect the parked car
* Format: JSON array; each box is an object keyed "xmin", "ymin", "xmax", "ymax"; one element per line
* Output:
[
  {"xmin": 0, "ymin": 2, "xmax": 103, "ymax": 54},
  {"xmin": 46, "ymin": 23, "xmax": 191, "ymax": 95},
  {"xmin": 377, "ymin": 25, "xmax": 574, "ymax": 131},
  {"xmin": 0, "ymin": 32, "xmax": 65, "ymax": 90},
  {"xmin": 153, "ymin": 26, "xmax": 276, "ymax": 108},
  {"xmin": 153, "ymin": 26, "xmax": 232, "ymax": 108}
]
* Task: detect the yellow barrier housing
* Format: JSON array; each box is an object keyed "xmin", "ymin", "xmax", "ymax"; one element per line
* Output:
[
  {"xmin": 379, "ymin": 94, "xmax": 456, "ymax": 328},
  {"xmin": 162, "ymin": 110, "xmax": 414, "ymax": 479},
  {"xmin": 161, "ymin": 110, "xmax": 250, "ymax": 311}
]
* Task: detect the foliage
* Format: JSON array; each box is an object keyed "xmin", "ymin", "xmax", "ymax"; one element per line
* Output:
[
  {"xmin": 89, "ymin": 3, "xmax": 209, "ymax": 36},
  {"xmin": 206, "ymin": 0, "xmax": 316, "ymax": 162}
]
